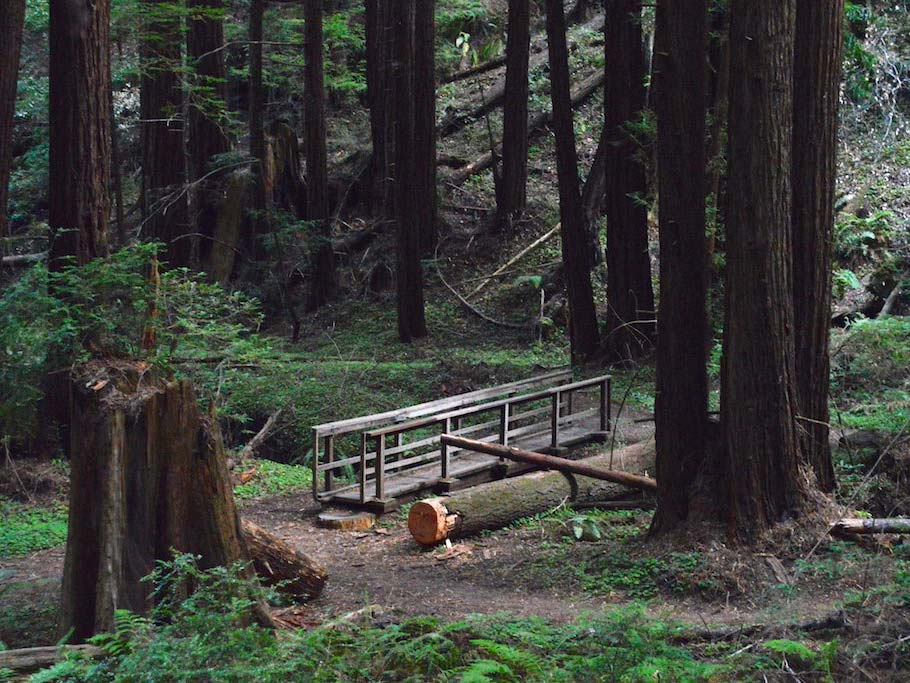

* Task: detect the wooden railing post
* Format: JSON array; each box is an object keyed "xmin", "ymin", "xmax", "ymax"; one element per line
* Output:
[
  {"xmin": 499, "ymin": 402, "xmax": 510, "ymax": 453},
  {"xmin": 600, "ymin": 378, "xmax": 609, "ymax": 431},
  {"xmin": 375, "ymin": 434, "xmax": 386, "ymax": 500},
  {"xmin": 551, "ymin": 391, "xmax": 561, "ymax": 448},
  {"xmin": 565, "ymin": 390, "xmax": 574, "ymax": 417},
  {"xmin": 324, "ymin": 435, "xmax": 335, "ymax": 492},
  {"xmin": 359, "ymin": 433, "xmax": 368, "ymax": 503},
  {"xmin": 441, "ymin": 416, "xmax": 451, "ymax": 478},
  {"xmin": 311, "ymin": 429, "xmax": 321, "ymax": 498}
]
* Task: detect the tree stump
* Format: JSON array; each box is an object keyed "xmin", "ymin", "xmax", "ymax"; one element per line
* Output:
[{"xmin": 60, "ymin": 363, "xmax": 271, "ymax": 640}]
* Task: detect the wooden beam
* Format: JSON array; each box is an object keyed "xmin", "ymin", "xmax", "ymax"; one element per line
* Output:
[{"xmin": 440, "ymin": 434, "xmax": 657, "ymax": 493}]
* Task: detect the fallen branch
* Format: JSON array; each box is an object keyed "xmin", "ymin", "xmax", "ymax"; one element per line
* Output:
[
  {"xmin": 832, "ymin": 518, "xmax": 910, "ymax": 535},
  {"xmin": 238, "ymin": 408, "xmax": 284, "ymax": 461},
  {"xmin": 1, "ymin": 251, "xmax": 46, "ymax": 267},
  {"xmin": 0, "ymin": 645, "xmax": 104, "ymax": 676},
  {"xmin": 671, "ymin": 611, "xmax": 849, "ymax": 644},
  {"xmin": 469, "ymin": 226, "xmax": 560, "ymax": 298},
  {"xmin": 436, "ymin": 261, "xmax": 532, "ymax": 330},
  {"xmin": 441, "ymin": 434, "xmax": 657, "ymax": 493},
  {"xmin": 449, "ymin": 71, "xmax": 606, "ymax": 185}
]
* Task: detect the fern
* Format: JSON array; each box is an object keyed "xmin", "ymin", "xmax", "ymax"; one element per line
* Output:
[{"xmin": 459, "ymin": 658, "xmax": 518, "ymax": 683}]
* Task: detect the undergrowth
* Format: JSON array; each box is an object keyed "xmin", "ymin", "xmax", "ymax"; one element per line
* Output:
[{"xmin": 0, "ymin": 496, "xmax": 67, "ymax": 557}]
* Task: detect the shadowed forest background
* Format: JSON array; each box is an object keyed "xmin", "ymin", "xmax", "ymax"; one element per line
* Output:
[{"xmin": 1, "ymin": 0, "xmax": 910, "ymax": 681}]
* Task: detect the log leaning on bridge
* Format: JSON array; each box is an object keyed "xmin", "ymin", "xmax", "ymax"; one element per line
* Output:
[
  {"xmin": 440, "ymin": 435, "xmax": 657, "ymax": 493},
  {"xmin": 409, "ymin": 439, "xmax": 656, "ymax": 545}
]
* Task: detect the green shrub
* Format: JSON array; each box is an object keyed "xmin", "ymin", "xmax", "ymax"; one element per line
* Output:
[{"xmin": 0, "ymin": 497, "xmax": 67, "ymax": 557}]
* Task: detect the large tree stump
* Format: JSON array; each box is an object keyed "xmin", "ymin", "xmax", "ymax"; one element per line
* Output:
[
  {"xmin": 409, "ymin": 440, "xmax": 656, "ymax": 545},
  {"xmin": 61, "ymin": 364, "xmax": 272, "ymax": 640}
]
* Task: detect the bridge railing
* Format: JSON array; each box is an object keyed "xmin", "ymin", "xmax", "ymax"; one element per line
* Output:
[
  {"xmin": 356, "ymin": 374, "xmax": 611, "ymax": 502},
  {"xmin": 310, "ymin": 369, "xmax": 573, "ymax": 501}
]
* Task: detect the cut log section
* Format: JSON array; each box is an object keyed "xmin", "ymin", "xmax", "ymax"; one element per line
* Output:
[
  {"xmin": 317, "ymin": 510, "xmax": 376, "ymax": 531},
  {"xmin": 409, "ymin": 439, "xmax": 655, "ymax": 545},
  {"xmin": 241, "ymin": 520, "xmax": 327, "ymax": 600},
  {"xmin": 440, "ymin": 435, "xmax": 657, "ymax": 492}
]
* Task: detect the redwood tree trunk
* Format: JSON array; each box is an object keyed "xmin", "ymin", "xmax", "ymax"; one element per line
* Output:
[
  {"xmin": 141, "ymin": 0, "xmax": 190, "ymax": 266},
  {"xmin": 603, "ymin": 0, "xmax": 654, "ymax": 360},
  {"xmin": 187, "ymin": 0, "xmax": 231, "ymax": 268},
  {"xmin": 545, "ymin": 0, "xmax": 599, "ymax": 363},
  {"xmin": 721, "ymin": 0, "xmax": 805, "ymax": 541},
  {"xmin": 414, "ymin": 0, "xmax": 437, "ymax": 254},
  {"xmin": 0, "ymin": 0, "xmax": 25, "ymax": 243},
  {"xmin": 791, "ymin": 0, "xmax": 844, "ymax": 493},
  {"xmin": 651, "ymin": 0, "xmax": 709, "ymax": 532},
  {"xmin": 305, "ymin": 0, "xmax": 335, "ymax": 311},
  {"xmin": 394, "ymin": 0, "xmax": 427, "ymax": 342},
  {"xmin": 49, "ymin": 0, "xmax": 112, "ymax": 266},
  {"xmin": 496, "ymin": 0, "xmax": 530, "ymax": 230},
  {"xmin": 365, "ymin": 0, "xmax": 394, "ymax": 216},
  {"xmin": 248, "ymin": 0, "xmax": 267, "ymax": 256}
]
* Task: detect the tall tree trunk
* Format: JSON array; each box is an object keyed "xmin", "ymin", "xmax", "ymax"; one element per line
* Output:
[
  {"xmin": 705, "ymin": 4, "xmax": 730, "ymax": 267},
  {"xmin": 650, "ymin": 0, "xmax": 709, "ymax": 533},
  {"xmin": 603, "ymin": 0, "xmax": 654, "ymax": 361},
  {"xmin": 791, "ymin": 0, "xmax": 844, "ymax": 494},
  {"xmin": 187, "ymin": 0, "xmax": 230, "ymax": 268},
  {"xmin": 0, "ymin": 0, "xmax": 25, "ymax": 245},
  {"xmin": 305, "ymin": 0, "xmax": 335, "ymax": 311},
  {"xmin": 496, "ymin": 0, "xmax": 530, "ymax": 230},
  {"xmin": 365, "ymin": 0, "xmax": 394, "ymax": 217},
  {"xmin": 545, "ymin": 0, "xmax": 599, "ymax": 364},
  {"xmin": 248, "ymin": 0, "xmax": 267, "ymax": 257},
  {"xmin": 721, "ymin": 0, "xmax": 805, "ymax": 541},
  {"xmin": 393, "ymin": 0, "xmax": 427, "ymax": 342},
  {"xmin": 414, "ymin": 0, "xmax": 437, "ymax": 254},
  {"xmin": 141, "ymin": 0, "xmax": 190, "ymax": 266},
  {"xmin": 49, "ymin": 0, "xmax": 112, "ymax": 267}
]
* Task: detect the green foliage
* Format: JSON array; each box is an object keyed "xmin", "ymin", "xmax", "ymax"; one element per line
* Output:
[
  {"xmin": 0, "ymin": 497, "xmax": 67, "ymax": 557},
  {"xmin": 0, "ymin": 244, "xmax": 265, "ymax": 441},
  {"xmin": 579, "ymin": 553, "xmax": 703, "ymax": 599},
  {"xmin": 833, "ymin": 268, "xmax": 863, "ymax": 298},
  {"xmin": 834, "ymin": 210, "xmax": 895, "ymax": 261},
  {"xmin": 233, "ymin": 459, "xmax": 313, "ymax": 500}
]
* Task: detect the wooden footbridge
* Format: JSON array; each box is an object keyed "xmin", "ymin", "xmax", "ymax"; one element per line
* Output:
[{"xmin": 311, "ymin": 369, "xmax": 611, "ymax": 511}]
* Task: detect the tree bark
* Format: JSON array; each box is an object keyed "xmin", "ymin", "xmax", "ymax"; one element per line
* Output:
[
  {"xmin": 409, "ymin": 439, "xmax": 656, "ymax": 545},
  {"xmin": 414, "ymin": 0, "xmax": 437, "ymax": 254},
  {"xmin": 603, "ymin": 0, "xmax": 654, "ymax": 361},
  {"xmin": 545, "ymin": 0, "xmax": 599, "ymax": 363},
  {"xmin": 49, "ymin": 0, "xmax": 112, "ymax": 267},
  {"xmin": 365, "ymin": 0, "xmax": 394, "ymax": 216},
  {"xmin": 651, "ymin": 0, "xmax": 709, "ymax": 532},
  {"xmin": 721, "ymin": 0, "xmax": 805, "ymax": 541},
  {"xmin": 0, "ymin": 0, "xmax": 25, "ymax": 244},
  {"xmin": 187, "ymin": 0, "xmax": 231, "ymax": 270},
  {"xmin": 791, "ymin": 0, "xmax": 844, "ymax": 493},
  {"xmin": 705, "ymin": 4, "xmax": 730, "ymax": 267},
  {"xmin": 248, "ymin": 0, "xmax": 267, "ymax": 257},
  {"xmin": 61, "ymin": 366, "xmax": 273, "ymax": 640},
  {"xmin": 141, "ymin": 0, "xmax": 191, "ymax": 266},
  {"xmin": 305, "ymin": 0, "xmax": 335, "ymax": 311},
  {"xmin": 240, "ymin": 519, "xmax": 327, "ymax": 600},
  {"xmin": 496, "ymin": 0, "xmax": 530, "ymax": 230},
  {"xmin": 393, "ymin": 0, "xmax": 427, "ymax": 342}
]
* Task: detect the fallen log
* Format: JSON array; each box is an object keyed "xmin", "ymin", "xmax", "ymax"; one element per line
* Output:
[
  {"xmin": 469, "ymin": 226, "xmax": 560, "ymax": 298},
  {"xmin": 0, "ymin": 645, "xmax": 104, "ymax": 676},
  {"xmin": 441, "ymin": 435, "xmax": 657, "ymax": 493},
  {"xmin": 1, "ymin": 251, "xmax": 46, "ymax": 266},
  {"xmin": 832, "ymin": 518, "xmax": 910, "ymax": 535},
  {"xmin": 238, "ymin": 408, "xmax": 284, "ymax": 461},
  {"xmin": 449, "ymin": 71, "xmax": 605, "ymax": 185},
  {"xmin": 409, "ymin": 439, "xmax": 655, "ymax": 545},
  {"xmin": 241, "ymin": 519, "xmax": 327, "ymax": 600}
]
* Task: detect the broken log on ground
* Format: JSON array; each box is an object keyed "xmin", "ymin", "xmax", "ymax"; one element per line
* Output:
[
  {"xmin": 240, "ymin": 519, "xmax": 327, "ymax": 600},
  {"xmin": 833, "ymin": 518, "xmax": 910, "ymax": 535},
  {"xmin": 449, "ymin": 71, "xmax": 605, "ymax": 185},
  {"xmin": 409, "ymin": 439, "xmax": 655, "ymax": 545},
  {"xmin": 441, "ymin": 435, "xmax": 658, "ymax": 492},
  {"xmin": 0, "ymin": 645, "xmax": 104, "ymax": 676}
]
